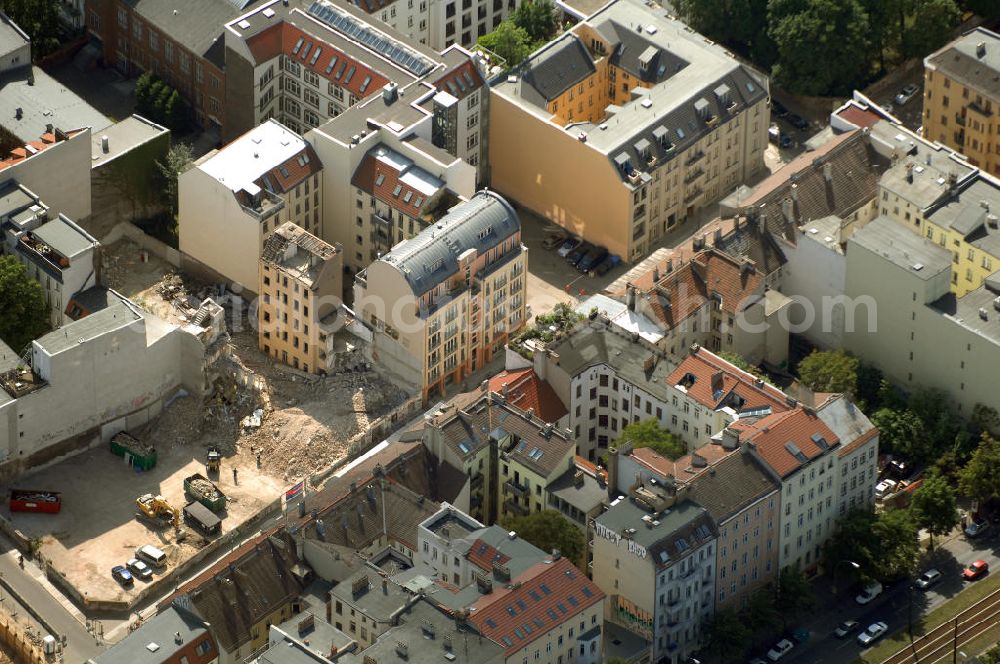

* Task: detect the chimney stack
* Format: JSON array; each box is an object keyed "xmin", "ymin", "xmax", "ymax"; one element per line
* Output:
[
  {"xmin": 977, "ymin": 41, "xmax": 986, "ymax": 58},
  {"xmin": 626, "ymin": 283, "xmax": 636, "ymax": 311},
  {"xmin": 823, "ymin": 162, "xmax": 832, "ymax": 182},
  {"xmin": 906, "ymin": 163, "xmax": 914, "ymax": 183}
]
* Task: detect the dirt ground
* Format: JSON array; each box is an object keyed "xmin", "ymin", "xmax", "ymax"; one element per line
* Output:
[{"xmin": 3, "ymin": 240, "xmax": 410, "ymax": 604}]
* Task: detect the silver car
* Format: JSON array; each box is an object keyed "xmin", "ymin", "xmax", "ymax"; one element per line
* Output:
[{"xmin": 858, "ymin": 622, "xmax": 888, "ymax": 647}]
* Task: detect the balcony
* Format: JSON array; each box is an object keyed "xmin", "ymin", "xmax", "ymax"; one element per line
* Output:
[
  {"xmin": 955, "ymin": 113, "xmax": 967, "ymax": 127},
  {"xmin": 684, "ymin": 167, "xmax": 705, "ymax": 184},
  {"xmin": 504, "ymin": 498, "xmax": 530, "ymax": 516},
  {"xmin": 685, "ymin": 150, "xmax": 705, "ymax": 166},
  {"xmin": 470, "ymin": 473, "xmax": 484, "ymax": 489},
  {"xmin": 506, "ymin": 479, "xmax": 529, "ymax": 497},
  {"xmin": 684, "ymin": 187, "xmax": 704, "ymax": 205}
]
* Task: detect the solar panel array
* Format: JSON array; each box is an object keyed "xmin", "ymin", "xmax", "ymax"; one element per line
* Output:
[{"xmin": 307, "ymin": 0, "xmax": 434, "ymax": 77}]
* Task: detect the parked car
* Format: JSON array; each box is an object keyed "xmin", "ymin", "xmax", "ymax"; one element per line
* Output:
[
  {"xmin": 791, "ymin": 627, "xmax": 810, "ymax": 644},
  {"xmin": 567, "ymin": 241, "xmax": 594, "ymax": 267},
  {"xmin": 542, "ymin": 232, "xmax": 567, "ymax": 250},
  {"xmin": 593, "ymin": 254, "xmax": 618, "ymax": 276},
  {"xmin": 915, "ymin": 569, "xmax": 942, "ymax": 590},
  {"xmin": 965, "ymin": 520, "xmax": 990, "ymax": 538},
  {"xmin": 126, "ymin": 557, "xmax": 153, "ymax": 580},
  {"xmin": 895, "ymin": 84, "xmax": 920, "ymax": 106},
  {"xmin": 788, "ymin": 114, "xmax": 809, "ymax": 130},
  {"xmin": 556, "ymin": 237, "xmax": 581, "ymax": 257},
  {"xmin": 578, "ymin": 246, "xmax": 608, "ymax": 273},
  {"xmin": 856, "ymin": 581, "xmax": 883, "ymax": 605},
  {"xmin": 857, "ymin": 622, "xmax": 888, "ymax": 647},
  {"xmin": 766, "ymin": 639, "xmax": 794, "ymax": 661},
  {"xmin": 112, "ymin": 565, "xmax": 134, "ymax": 587},
  {"xmin": 779, "ymin": 132, "xmax": 792, "ymax": 148},
  {"xmin": 834, "ymin": 619, "xmax": 860, "ymax": 638},
  {"xmin": 964, "ymin": 560, "xmax": 989, "ymax": 581},
  {"xmin": 771, "ymin": 99, "xmax": 788, "ymax": 117},
  {"xmin": 875, "ymin": 479, "xmax": 898, "ymax": 501}
]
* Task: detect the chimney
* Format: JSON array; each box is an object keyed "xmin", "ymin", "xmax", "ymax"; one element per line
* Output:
[
  {"xmin": 713, "ymin": 227, "xmax": 722, "ymax": 245},
  {"xmin": 823, "ymin": 162, "xmax": 832, "ymax": 182},
  {"xmin": 977, "ymin": 41, "xmax": 986, "ymax": 58},
  {"xmin": 781, "ymin": 197, "xmax": 795, "ymax": 224},
  {"xmin": 906, "ymin": 163, "xmax": 914, "ymax": 183},
  {"xmin": 721, "ymin": 427, "xmax": 739, "ymax": 450},
  {"xmin": 981, "ymin": 200, "xmax": 990, "ymax": 213},
  {"xmin": 691, "ymin": 452, "xmax": 707, "ymax": 468},
  {"xmin": 626, "ymin": 283, "xmax": 637, "ymax": 311},
  {"xmin": 382, "ymin": 578, "xmax": 388, "ymax": 594},
  {"xmin": 101, "ymin": 135, "xmax": 109, "ymax": 153},
  {"xmin": 666, "ymin": 258, "xmax": 673, "ymax": 273},
  {"xmin": 382, "ymin": 82, "xmax": 399, "ymax": 104},
  {"xmin": 652, "ymin": 266, "xmax": 659, "ymax": 282},
  {"xmin": 14, "ymin": 107, "xmax": 21, "ymax": 120},
  {"xmin": 710, "ymin": 371, "xmax": 724, "ymax": 395},
  {"xmin": 757, "ymin": 207, "xmax": 766, "ymax": 234},
  {"xmin": 790, "ymin": 185, "xmax": 799, "ymax": 202},
  {"xmin": 501, "ymin": 381, "xmax": 509, "ymax": 396},
  {"xmin": 949, "ymin": 172, "xmax": 959, "ymax": 191},
  {"xmin": 607, "ymin": 446, "xmax": 620, "ymax": 496}
]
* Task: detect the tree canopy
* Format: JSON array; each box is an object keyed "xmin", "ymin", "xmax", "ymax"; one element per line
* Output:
[
  {"xmin": 502, "ymin": 510, "xmax": 585, "ymax": 567},
  {"xmin": 872, "ymin": 407, "xmax": 930, "ymax": 464},
  {"xmin": 477, "ymin": 20, "xmax": 534, "ymax": 69},
  {"xmin": 703, "ymin": 608, "xmax": 752, "ymax": 660},
  {"xmin": 824, "ymin": 508, "xmax": 919, "ymax": 583},
  {"xmin": 136, "ymin": 73, "xmax": 190, "ymax": 132},
  {"xmin": 156, "ymin": 143, "xmax": 194, "ymax": 219},
  {"xmin": 511, "ymin": 0, "xmax": 557, "ymax": 44},
  {"xmin": 0, "ymin": 255, "xmax": 49, "ymax": 354},
  {"xmin": 796, "ymin": 349, "xmax": 859, "ymax": 395},
  {"xmin": 910, "ymin": 469, "xmax": 958, "ymax": 549},
  {"xmin": 776, "ymin": 565, "xmax": 814, "ymax": 621},
  {"xmin": 959, "ymin": 434, "xmax": 1000, "ymax": 505},
  {"xmin": 615, "ymin": 419, "xmax": 686, "ymax": 460},
  {"xmin": 3, "ymin": 0, "xmax": 62, "ymax": 59}
]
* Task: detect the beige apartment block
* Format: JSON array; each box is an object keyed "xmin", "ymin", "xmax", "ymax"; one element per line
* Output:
[
  {"xmin": 354, "ymin": 190, "xmax": 526, "ymax": 401},
  {"xmin": 258, "ymin": 222, "xmax": 344, "ymax": 375},
  {"xmin": 179, "ymin": 120, "xmax": 322, "ymax": 291},
  {"xmin": 489, "ymin": 0, "xmax": 768, "ymax": 263},
  {"xmin": 923, "ymin": 28, "xmax": 1000, "ymax": 178}
]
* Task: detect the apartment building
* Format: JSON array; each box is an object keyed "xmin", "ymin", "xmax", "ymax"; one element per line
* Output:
[
  {"xmin": 592, "ymin": 493, "xmax": 717, "ymax": 664},
  {"xmin": 417, "ymin": 382, "xmax": 575, "ymax": 523},
  {"xmin": 0, "ymin": 127, "xmax": 92, "ymax": 222},
  {"xmin": 618, "ymin": 247, "xmax": 788, "ymax": 365},
  {"xmin": 923, "ymin": 28, "xmax": 1000, "ymax": 177},
  {"xmin": 90, "ymin": 605, "xmax": 219, "ymax": 664},
  {"xmin": 12, "ymin": 215, "xmax": 99, "ymax": 328},
  {"xmin": 490, "ymin": 0, "xmax": 768, "ymax": 263},
  {"xmin": 222, "ymin": 0, "xmax": 490, "ymax": 175},
  {"xmin": 178, "ymin": 119, "xmax": 322, "ymax": 290},
  {"xmin": 86, "ymin": 0, "xmax": 251, "ymax": 131},
  {"xmin": 342, "ymin": 0, "xmax": 520, "ymax": 51},
  {"xmin": 353, "ymin": 191, "xmax": 526, "ymax": 400},
  {"xmin": 468, "ymin": 556, "xmax": 606, "ymax": 664},
  {"xmin": 330, "ymin": 567, "xmax": 416, "ymax": 648},
  {"xmin": 844, "ymin": 215, "xmax": 1000, "ymax": 416},
  {"xmin": 258, "ymin": 222, "xmax": 343, "ymax": 374}
]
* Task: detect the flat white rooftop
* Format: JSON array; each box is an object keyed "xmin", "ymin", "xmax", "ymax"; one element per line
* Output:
[{"xmin": 199, "ymin": 119, "xmax": 306, "ymax": 193}]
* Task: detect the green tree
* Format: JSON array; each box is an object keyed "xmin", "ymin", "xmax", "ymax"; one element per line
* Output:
[
  {"xmin": 962, "ymin": 0, "xmax": 1000, "ymax": 19},
  {"xmin": 768, "ymin": 0, "xmax": 872, "ymax": 96},
  {"xmin": 719, "ymin": 351, "xmax": 771, "ymax": 384},
  {"xmin": 477, "ymin": 20, "xmax": 533, "ymax": 69},
  {"xmin": 776, "ymin": 565, "xmax": 814, "ymax": 622},
  {"xmin": 855, "ymin": 362, "xmax": 883, "ymax": 411},
  {"xmin": 910, "ymin": 469, "xmax": 958, "ymax": 550},
  {"xmin": 156, "ymin": 143, "xmax": 194, "ymax": 219},
  {"xmin": 164, "ymin": 89, "xmax": 188, "ymax": 133},
  {"xmin": 872, "ymin": 507, "xmax": 920, "ymax": 580},
  {"xmin": 824, "ymin": 509, "xmax": 879, "ymax": 579},
  {"xmin": 703, "ymin": 607, "xmax": 751, "ymax": 660},
  {"xmin": 903, "ymin": 0, "xmax": 961, "ymax": 58},
  {"xmin": 502, "ymin": 510, "xmax": 585, "ymax": 567},
  {"xmin": 970, "ymin": 404, "xmax": 1000, "ymax": 437},
  {"xmin": 796, "ymin": 349, "xmax": 859, "ymax": 395},
  {"xmin": 673, "ymin": 0, "xmax": 775, "ymax": 65},
  {"xmin": 615, "ymin": 419, "xmax": 685, "ymax": 460},
  {"xmin": 959, "ymin": 434, "xmax": 1000, "ymax": 504},
  {"xmin": 3, "ymin": 0, "xmax": 62, "ymax": 59},
  {"xmin": 872, "ymin": 408, "xmax": 929, "ymax": 463},
  {"xmin": 909, "ymin": 388, "xmax": 961, "ymax": 459},
  {"xmin": 0, "ymin": 255, "xmax": 49, "ymax": 353},
  {"xmin": 135, "ymin": 72, "xmax": 155, "ymax": 116},
  {"xmin": 741, "ymin": 587, "xmax": 781, "ymax": 638},
  {"xmin": 512, "ymin": 0, "xmax": 556, "ymax": 44}
]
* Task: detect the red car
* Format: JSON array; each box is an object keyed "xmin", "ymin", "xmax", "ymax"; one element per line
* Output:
[{"xmin": 964, "ymin": 560, "xmax": 989, "ymax": 581}]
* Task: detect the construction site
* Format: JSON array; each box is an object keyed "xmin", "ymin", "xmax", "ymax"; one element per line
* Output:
[{"xmin": 0, "ymin": 239, "xmax": 412, "ymax": 606}]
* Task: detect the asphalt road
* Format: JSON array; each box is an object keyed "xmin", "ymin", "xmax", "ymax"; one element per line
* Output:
[
  {"xmin": 0, "ymin": 534, "xmax": 104, "ymax": 663},
  {"xmin": 780, "ymin": 529, "xmax": 1000, "ymax": 664}
]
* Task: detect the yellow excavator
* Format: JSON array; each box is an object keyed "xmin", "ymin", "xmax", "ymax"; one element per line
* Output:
[{"xmin": 135, "ymin": 493, "xmax": 180, "ymax": 531}]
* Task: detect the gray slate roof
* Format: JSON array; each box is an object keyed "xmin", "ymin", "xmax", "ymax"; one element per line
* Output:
[
  {"xmin": 927, "ymin": 27, "xmax": 1000, "ymax": 100},
  {"xmin": 32, "ymin": 214, "xmax": 97, "ymax": 259},
  {"xmin": 381, "ymin": 190, "xmax": 520, "ymax": 297},
  {"xmin": 90, "ymin": 605, "xmax": 212, "ymax": 664},
  {"xmin": 927, "ymin": 177, "xmax": 1000, "ymax": 257},
  {"xmin": 595, "ymin": 497, "xmax": 716, "ymax": 567},
  {"xmin": 126, "ymin": 0, "xmax": 260, "ymax": 60},
  {"xmin": 35, "ymin": 301, "xmax": 142, "ymax": 355},
  {"xmin": 520, "ymin": 34, "xmax": 595, "ymax": 104},
  {"xmin": 687, "ymin": 452, "xmax": 776, "ymax": 524}
]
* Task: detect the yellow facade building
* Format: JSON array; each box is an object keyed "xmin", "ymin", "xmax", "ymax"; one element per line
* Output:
[
  {"xmin": 489, "ymin": 0, "xmax": 769, "ymax": 263},
  {"xmin": 922, "ymin": 27, "xmax": 1000, "ymax": 178},
  {"xmin": 258, "ymin": 222, "xmax": 344, "ymax": 374}
]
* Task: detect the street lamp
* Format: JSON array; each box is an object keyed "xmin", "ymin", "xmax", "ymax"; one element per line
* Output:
[{"xmin": 832, "ymin": 560, "xmax": 861, "ymax": 596}]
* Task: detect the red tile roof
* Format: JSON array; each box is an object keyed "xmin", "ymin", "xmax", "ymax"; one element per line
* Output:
[
  {"xmin": 742, "ymin": 407, "xmax": 839, "ymax": 478},
  {"xmin": 350, "ymin": 151, "xmax": 435, "ymax": 218},
  {"xmin": 246, "ymin": 22, "xmax": 390, "ymax": 101},
  {"xmin": 630, "ymin": 442, "xmax": 734, "ymax": 482},
  {"xmin": 489, "ymin": 368, "xmax": 568, "ymax": 424},
  {"xmin": 666, "ymin": 346, "xmax": 790, "ymax": 414},
  {"xmin": 263, "ymin": 143, "xmax": 322, "ymax": 193},
  {"xmin": 0, "ymin": 129, "xmax": 81, "ymax": 172},
  {"xmin": 836, "ymin": 104, "xmax": 882, "ymax": 129},
  {"xmin": 640, "ymin": 248, "xmax": 762, "ymax": 328},
  {"xmin": 466, "ymin": 538, "xmax": 512, "ymax": 572},
  {"xmin": 433, "ymin": 60, "xmax": 484, "ymax": 101},
  {"xmin": 468, "ymin": 557, "xmax": 604, "ymax": 655}
]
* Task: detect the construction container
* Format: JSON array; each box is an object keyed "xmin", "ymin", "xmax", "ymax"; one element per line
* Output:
[
  {"xmin": 183, "ymin": 473, "xmax": 227, "ymax": 512},
  {"xmin": 110, "ymin": 432, "xmax": 157, "ymax": 471},
  {"xmin": 183, "ymin": 501, "xmax": 221, "ymax": 537},
  {"xmin": 9, "ymin": 489, "xmax": 61, "ymax": 514}
]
